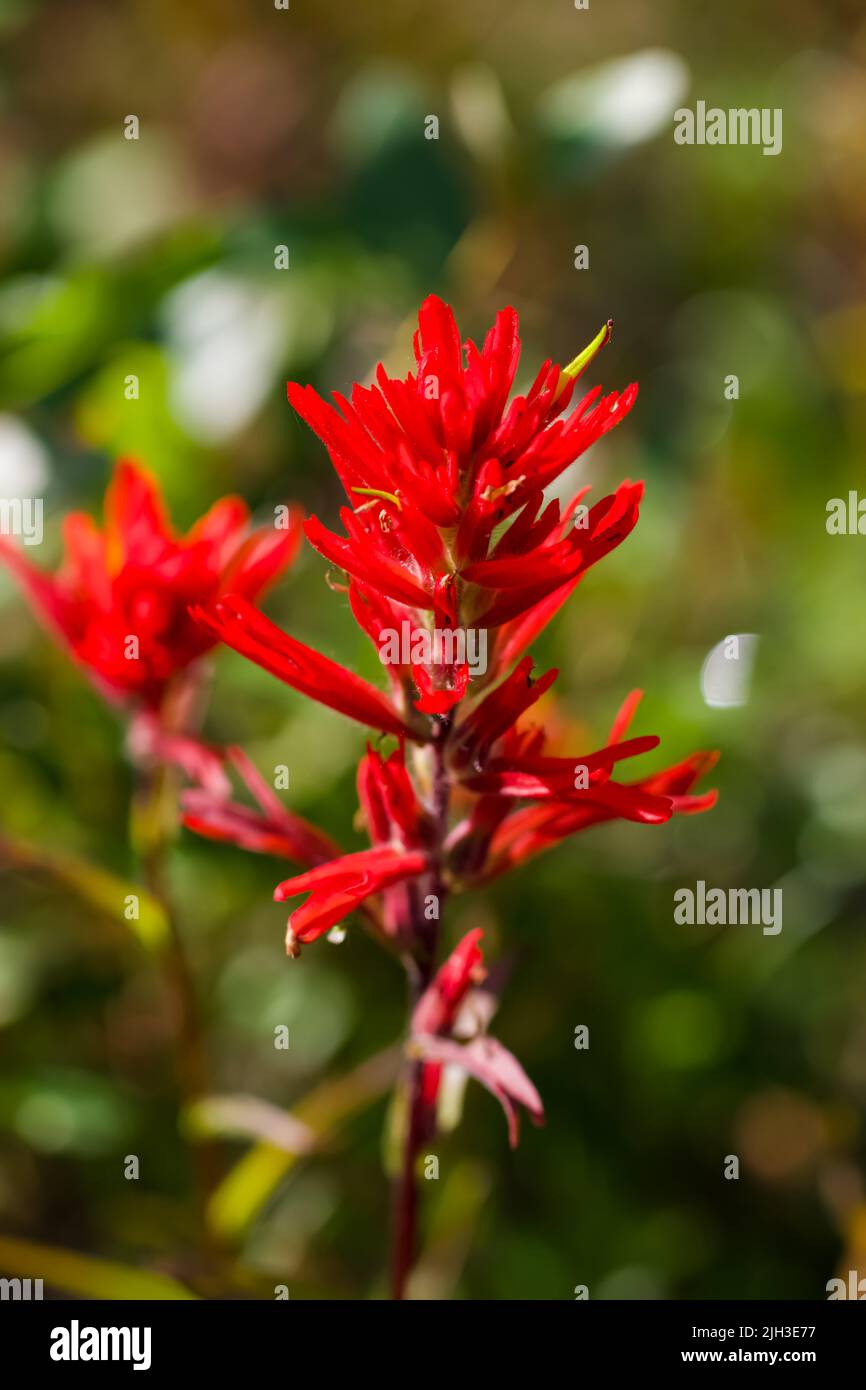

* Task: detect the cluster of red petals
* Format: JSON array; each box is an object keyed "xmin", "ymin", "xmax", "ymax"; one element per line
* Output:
[
  {"xmin": 449, "ymin": 686, "xmax": 717, "ymax": 884},
  {"xmin": 182, "ymin": 297, "xmax": 716, "ymax": 972},
  {"xmin": 0, "ymin": 460, "xmax": 301, "ymax": 708},
  {"xmin": 286, "ymin": 298, "xmax": 640, "ymax": 713},
  {"xmin": 176, "ymin": 737, "xmax": 432, "ymax": 952}
]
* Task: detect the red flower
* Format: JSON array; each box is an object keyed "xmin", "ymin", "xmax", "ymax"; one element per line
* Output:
[
  {"xmin": 284, "ymin": 299, "xmax": 639, "ymax": 713},
  {"xmin": 0, "ymin": 459, "xmax": 301, "ymax": 709},
  {"xmin": 6, "ymin": 301, "xmax": 721, "ymax": 1295},
  {"xmin": 275, "ymin": 846, "xmax": 431, "ymax": 957},
  {"xmin": 185, "ymin": 298, "xmax": 716, "ymax": 945},
  {"xmin": 174, "ymin": 295, "xmax": 720, "ymax": 1292}
]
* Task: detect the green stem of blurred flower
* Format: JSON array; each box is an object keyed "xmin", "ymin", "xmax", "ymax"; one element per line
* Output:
[
  {"xmin": 390, "ymin": 717, "xmax": 452, "ymax": 1300},
  {"xmin": 133, "ymin": 760, "xmax": 223, "ymax": 1267}
]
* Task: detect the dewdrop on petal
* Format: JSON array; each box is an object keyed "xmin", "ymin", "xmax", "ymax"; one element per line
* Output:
[{"xmin": 327, "ymin": 924, "xmax": 347, "ymax": 944}]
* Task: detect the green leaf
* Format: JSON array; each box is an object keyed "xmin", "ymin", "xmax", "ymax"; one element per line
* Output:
[
  {"xmin": 0, "ymin": 833, "xmax": 169, "ymax": 950},
  {"xmin": 185, "ymin": 1095, "xmax": 316, "ymax": 1155},
  {"xmin": 208, "ymin": 1045, "xmax": 400, "ymax": 1242},
  {"xmin": 0, "ymin": 1234, "xmax": 198, "ymax": 1300}
]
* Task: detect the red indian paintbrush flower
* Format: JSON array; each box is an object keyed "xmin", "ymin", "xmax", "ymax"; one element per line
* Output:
[
  {"xmin": 199, "ymin": 301, "xmax": 641, "ymax": 719},
  {"xmin": 288, "ymin": 307, "xmax": 640, "ymax": 710},
  {"xmin": 182, "ymin": 295, "xmax": 718, "ymax": 1298},
  {"xmin": 0, "ymin": 458, "xmax": 302, "ymax": 711},
  {"xmin": 191, "ymin": 296, "xmax": 715, "ymax": 948}
]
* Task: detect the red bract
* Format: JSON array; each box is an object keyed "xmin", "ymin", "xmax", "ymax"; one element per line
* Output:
[
  {"xmin": 475, "ymin": 693, "xmax": 720, "ymax": 880},
  {"xmin": 412, "ymin": 926, "xmax": 486, "ymax": 1036},
  {"xmin": 275, "ymin": 845, "xmax": 431, "ymax": 956},
  {"xmin": 413, "ymin": 1033, "xmax": 545, "ymax": 1150},
  {"xmin": 0, "ymin": 459, "xmax": 302, "ymax": 710},
  {"xmin": 191, "ymin": 593, "xmax": 421, "ymax": 740},
  {"xmin": 356, "ymin": 742, "xmax": 436, "ymax": 941},
  {"xmin": 410, "ymin": 928, "xmax": 544, "ymax": 1148},
  {"xmin": 180, "ymin": 745, "xmax": 341, "ymax": 867}
]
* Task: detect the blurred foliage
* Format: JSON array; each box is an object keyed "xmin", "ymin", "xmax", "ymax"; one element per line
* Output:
[{"xmin": 1, "ymin": 0, "xmax": 866, "ymax": 1299}]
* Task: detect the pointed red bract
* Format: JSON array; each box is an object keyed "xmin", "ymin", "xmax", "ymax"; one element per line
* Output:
[
  {"xmin": 191, "ymin": 593, "xmax": 423, "ymax": 740},
  {"xmin": 180, "ymin": 746, "xmax": 342, "ymax": 868},
  {"xmin": 412, "ymin": 1033, "xmax": 545, "ymax": 1149},
  {"xmin": 412, "ymin": 928, "xmax": 486, "ymax": 1036},
  {"xmin": 275, "ymin": 846, "xmax": 431, "ymax": 955}
]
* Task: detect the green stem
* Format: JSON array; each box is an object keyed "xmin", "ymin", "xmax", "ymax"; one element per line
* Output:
[{"xmin": 134, "ymin": 763, "xmax": 222, "ymax": 1261}]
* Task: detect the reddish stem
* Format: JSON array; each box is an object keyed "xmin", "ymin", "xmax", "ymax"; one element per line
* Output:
[
  {"xmin": 390, "ymin": 1053, "xmax": 427, "ymax": 1300},
  {"xmin": 389, "ymin": 718, "xmax": 452, "ymax": 1300}
]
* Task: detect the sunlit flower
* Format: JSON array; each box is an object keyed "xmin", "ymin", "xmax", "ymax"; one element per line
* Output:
[{"xmin": 184, "ymin": 295, "xmax": 717, "ymax": 1221}]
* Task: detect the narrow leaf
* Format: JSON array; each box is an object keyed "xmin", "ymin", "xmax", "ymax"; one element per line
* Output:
[{"xmin": 0, "ymin": 1233, "xmax": 198, "ymax": 1300}]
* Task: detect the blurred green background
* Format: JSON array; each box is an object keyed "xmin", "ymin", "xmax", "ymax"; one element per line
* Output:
[{"xmin": 1, "ymin": 0, "xmax": 866, "ymax": 1300}]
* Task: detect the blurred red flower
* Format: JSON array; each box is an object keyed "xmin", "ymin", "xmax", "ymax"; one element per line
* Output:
[{"xmin": 0, "ymin": 458, "xmax": 301, "ymax": 709}]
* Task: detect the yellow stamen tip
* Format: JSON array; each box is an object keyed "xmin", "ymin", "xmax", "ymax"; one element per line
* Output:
[
  {"xmin": 556, "ymin": 320, "xmax": 612, "ymax": 398},
  {"xmin": 351, "ymin": 487, "xmax": 403, "ymax": 511}
]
